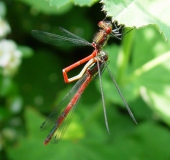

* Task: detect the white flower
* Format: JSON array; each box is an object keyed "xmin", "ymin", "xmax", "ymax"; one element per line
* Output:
[
  {"xmin": 0, "ymin": 39, "xmax": 22, "ymax": 76},
  {"xmin": 0, "ymin": 17, "xmax": 10, "ymax": 38}
]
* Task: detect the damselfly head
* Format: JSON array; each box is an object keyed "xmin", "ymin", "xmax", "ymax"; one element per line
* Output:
[
  {"xmin": 98, "ymin": 51, "xmax": 108, "ymax": 62},
  {"xmin": 98, "ymin": 21, "xmax": 112, "ymax": 34}
]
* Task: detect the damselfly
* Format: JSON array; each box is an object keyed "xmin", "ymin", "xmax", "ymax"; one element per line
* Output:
[
  {"xmin": 32, "ymin": 20, "xmax": 124, "ymax": 83},
  {"xmin": 41, "ymin": 51, "xmax": 110, "ymax": 145}
]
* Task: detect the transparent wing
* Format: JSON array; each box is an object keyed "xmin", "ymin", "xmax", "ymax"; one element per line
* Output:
[
  {"xmin": 96, "ymin": 60, "xmax": 110, "ymax": 134},
  {"xmin": 52, "ymin": 73, "xmax": 93, "ymax": 143},
  {"xmin": 32, "ymin": 30, "xmax": 92, "ymax": 47},
  {"xmin": 40, "ymin": 74, "xmax": 88, "ymax": 131},
  {"xmin": 106, "ymin": 67, "xmax": 137, "ymax": 124},
  {"xmin": 51, "ymin": 99, "xmax": 78, "ymax": 143},
  {"xmin": 59, "ymin": 27, "xmax": 91, "ymax": 44},
  {"xmin": 41, "ymin": 73, "xmax": 92, "ymax": 143}
]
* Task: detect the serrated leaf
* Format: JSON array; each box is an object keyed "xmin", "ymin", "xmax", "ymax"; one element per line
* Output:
[{"xmin": 102, "ymin": 0, "xmax": 170, "ymax": 40}]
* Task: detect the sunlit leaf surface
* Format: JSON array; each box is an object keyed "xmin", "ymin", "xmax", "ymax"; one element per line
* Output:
[{"xmin": 102, "ymin": 0, "xmax": 170, "ymax": 40}]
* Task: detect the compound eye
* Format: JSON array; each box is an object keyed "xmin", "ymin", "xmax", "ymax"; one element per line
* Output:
[
  {"xmin": 98, "ymin": 21, "xmax": 103, "ymax": 27},
  {"xmin": 105, "ymin": 27, "xmax": 111, "ymax": 34}
]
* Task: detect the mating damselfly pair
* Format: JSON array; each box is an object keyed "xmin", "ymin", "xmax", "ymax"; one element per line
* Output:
[{"xmin": 32, "ymin": 20, "xmax": 137, "ymax": 145}]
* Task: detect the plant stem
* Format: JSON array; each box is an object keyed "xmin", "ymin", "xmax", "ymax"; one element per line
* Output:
[
  {"xmin": 117, "ymin": 29, "xmax": 135, "ymax": 84},
  {"xmin": 130, "ymin": 50, "xmax": 170, "ymax": 79}
]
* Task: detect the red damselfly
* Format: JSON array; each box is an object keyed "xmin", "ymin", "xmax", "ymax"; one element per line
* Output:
[
  {"xmin": 32, "ymin": 20, "xmax": 123, "ymax": 83},
  {"xmin": 41, "ymin": 51, "xmax": 109, "ymax": 145}
]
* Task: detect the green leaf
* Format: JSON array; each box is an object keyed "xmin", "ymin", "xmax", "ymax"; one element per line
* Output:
[
  {"xmin": 20, "ymin": 0, "xmax": 73, "ymax": 14},
  {"xmin": 49, "ymin": 0, "xmax": 97, "ymax": 7},
  {"xmin": 131, "ymin": 27, "xmax": 170, "ymax": 125},
  {"xmin": 7, "ymin": 108, "xmax": 170, "ymax": 160},
  {"xmin": 49, "ymin": 0, "xmax": 69, "ymax": 8},
  {"xmin": 0, "ymin": 76, "xmax": 16, "ymax": 96},
  {"xmin": 21, "ymin": 0, "xmax": 97, "ymax": 13},
  {"xmin": 6, "ymin": 107, "xmax": 110, "ymax": 160},
  {"xmin": 112, "ymin": 122, "xmax": 170, "ymax": 160},
  {"xmin": 18, "ymin": 46, "xmax": 33, "ymax": 58},
  {"xmin": 102, "ymin": 0, "xmax": 170, "ymax": 40},
  {"xmin": 140, "ymin": 88, "xmax": 170, "ymax": 126},
  {"xmin": 0, "ymin": 1, "xmax": 6, "ymax": 17},
  {"xmin": 73, "ymin": 0, "xmax": 97, "ymax": 6}
]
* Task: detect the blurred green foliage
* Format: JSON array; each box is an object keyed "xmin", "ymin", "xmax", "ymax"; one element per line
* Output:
[{"xmin": 1, "ymin": 0, "xmax": 170, "ymax": 160}]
